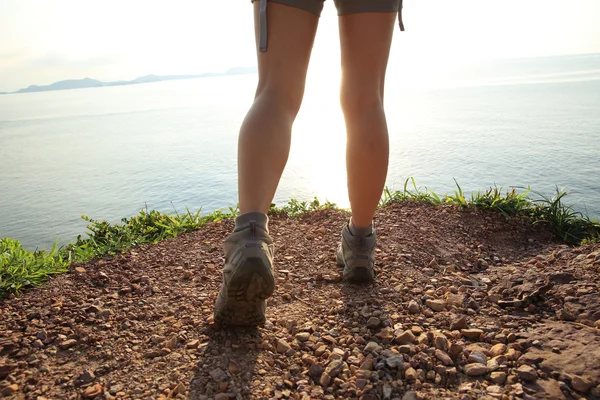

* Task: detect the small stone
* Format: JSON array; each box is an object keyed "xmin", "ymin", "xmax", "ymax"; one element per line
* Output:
[
  {"xmin": 364, "ymin": 342, "xmax": 382, "ymax": 353},
  {"xmin": 405, "ymin": 367, "xmax": 418, "ymax": 381},
  {"xmin": 309, "ymin": 363, "xmax": 323, "ymax": 377},
  {"xmin": 324, "ymin": 359, "xmax": 344, "ymax": 378},
  {"xmin": 75, "ymin": 267, "xmax": 86, "ymax": 273},
  {"xmin": 449, "ymin": 343, "xmax": 463, "ymax": 358},
  {"xmin": 402, "ymin": 391, "xmax": 418, "ymax": 400},
  {"xmin": 0, "ymin": 384, "xmax": 18, "ymax": 397},
  {"xmin": 214, "ymin": 394, "xmax": 229, "ymax": 400},
  {"xmin": 407, "ymin": 300, "xmax": 420, "ymax": 314},
  {"xmin": 490, "ymin": 371, "xmax": 507, "ymax": 384},
  {"xmin": 186, "ymin": 339, "xmax": 200, "ymax": 349},
  {"xmin": 487, "ymin": 385, "xmax": 502, "ymax": 394},
  {"xmin": 426, "ymin": 299, "xmax": 446, "ymax": 312},
  {"xmin": 516, "ymin": 365, "xmax": 537, "ymax": 382},
  {"xmin": 395, "ymin": 330, "xmax": 416, "ymax": 345},
  {"xmin": 435, "ymin": 349, "xmax": 454, "ymax": 366},
  {"xmin": 59, "ymin": 339, "xmax": 77, "ymax": 350},
  {"xmin": 315, "ymin": 345, "xmax": 328, "ymax": 356},
  {"xmin": 82, "ymin": 384, "xmax": 103, "ymax": 398},
  {"xmin": 449, "ymin": 315, "xmax": 468, "ymax": 331},
  {"xmin": 433, "ymin": 333, "xmax": 449, "ymax": 351},
  {"xmin": 75, "ymin": 370, "xmax": 96, "ymax": 386},
  {"xmin": 489, "ymin": 343, "xmax": 507, "ymax": 357},
  {"xmin": 571, "ymin": 375, "xmax": 593, "ymax": 393},
  {"xmin": 319, "ymin": 372, "xmax": 331, "ymax": 386},
  {"xmin": 386, "ymin": 355, "xmax": 404, "ymax": 368},
  {"xmin": 228, "ymin": 360, "xmax": 240, "ymax": 375},
  {"xmin": 356, "ymin": 378, "xmax": 367, "ymax": 389},
  {"xmin": 296, "ymin": 332, "xmax": 310, "ymax": 342},
  {"xmin": 32, "ymin": 339, "xmax": 44, "ymax": 349},
  {"xmin": 366, "ymin": 317, "xmax": 381, "ymax": 329},
  {"xmin": 209, "ymin": 368, "xmax": 228, "ymax": 382},
  {"xmin": 464, "ymin": 363, "xmax": 489, "ymax": 376},
  {"xmin": 468, "ymin": 351, "xmax": 487, "ymax": 365},
  {"xmin": 383, "ymin": 384, "xmax": 392, "ymax": 399},
  {"xmin": 165, "ymin": 335, "xmax": 178, "ymax": 350},
  {"xmin": 461, "ymin": 329, "xmax": 483, "ymax": 340},
  {"xmin": 276, "ymin": 339, "xmax": 291, "ymax": 353},
  {"xmin": 359, "ymin": 355, "xmax": 374, "ymax": 370}
]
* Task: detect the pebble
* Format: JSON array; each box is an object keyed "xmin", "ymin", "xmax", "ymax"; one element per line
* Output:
[
  {"xmin": 324, "ymin": 359, "xmax": 344, "ymax": 378},
  {"xmin": 489, "ymin": 343, "xmax": 507, "ymax": 357},
  {"xmin": 82, "ymin": 384, "xmax": 103, "ymax": 398},
  {"xmin": 407, "ymin": 300, "xmax": 420, "ymax": 314},
  {"xmin": 364, "ymin": 342, "xmax": 382, "ymax": 353},
  {"xmin": 59, "ymin": 339, "xmax": 78, "ymax": 350},
  {"xmin": 309, "ymin": 363, "xmax": 323, "ymax": 377},
  {"xmin": 461, "ymin": 329, "xmax": 483, "ymax": 340},
  {"xmin": 490, "ymin": 371, "xmax": 507, "ymax": 384},
  {"xmin": 295, "ymin": 332, "xmax": 310, "ymax": 342},
  {"xmin": 434, "ymin": 349, "xmax": 454, "ymax": 366},
  {"xmin": 464, "ymin": 363, "xmax": 490, "ymax": 376},
  {"xmin": 367, "ymin": 317, "xmax": 381, "ymax": 329},
  {"xmin": 75, "ymin": 370, "xmax": 96, "ymax": 386},
  {"xmin": 516, "ymin": 365, "xmax": 537, "ymax": 382},
  {"xmin": 467, "ymin": 351, "xmax": 487, "ymax": 365},
  {"xmin": 395, "ymin": 330, "xmax": 416, "ymax": 345},
  {"xmin": 276, "ymin": 339, "xmax": 291, "ymax": 353},
  {"xmin": 450, "ymin": 315, "xmax": 468, "ymax": 331},
  {"xmin": 405, "ymin": 367, "xmax": 418, "ymax": 381},
  {"xmin": 319, "ymin": 373, "xmax": 331, "ymax": 386},
  {"xmin": 570, "ymin": 375, "xmax": 593, "ymax": 393},
  {"xmin": 426, "ymin": 299, "xmax": 446, "ymax": 312},
  {"xmin": 402, "ymin": 391, "xmax": 418, "ymax": 400}
]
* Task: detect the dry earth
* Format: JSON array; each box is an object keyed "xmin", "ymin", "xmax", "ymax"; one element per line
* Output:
[{"xmin": 1, "ymin": 202, "xmax": 599, "ymax": 400}]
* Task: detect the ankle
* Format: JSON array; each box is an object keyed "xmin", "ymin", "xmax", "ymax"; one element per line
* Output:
[
  {"xmin": 349, "ymin": 218, "xmax": 373, "ymax": 236},
  {"xmin": 234, "ymin": 212, "xmax": 269, "ymax": 232}
]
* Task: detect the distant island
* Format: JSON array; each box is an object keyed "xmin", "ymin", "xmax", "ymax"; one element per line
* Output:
[{"xmin": 0, "ymin": 67, "xmax": 257, "ymax": 95}]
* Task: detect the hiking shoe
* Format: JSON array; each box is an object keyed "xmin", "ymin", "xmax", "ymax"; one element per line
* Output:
[
  {"xmin": 336, "ymin": 223, "xmax": 376, "ymax": 282},
  {"xmin": 214, "ymin": 220, "xmax": 275, "ymax": 326}
]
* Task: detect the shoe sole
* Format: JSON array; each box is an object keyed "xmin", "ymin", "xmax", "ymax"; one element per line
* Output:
[
  {"xmin": 214, "ymin": 252, "xmax": 275, "ymax": 326},
  {"xmin": 336, "ymin": 248, "xmax": 375, "ymax": 283}
]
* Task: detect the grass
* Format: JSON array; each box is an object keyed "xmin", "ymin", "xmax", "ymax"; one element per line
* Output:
[{"xmin": 1, "ymin": 179, "xmax": 598, "ymax": 297}]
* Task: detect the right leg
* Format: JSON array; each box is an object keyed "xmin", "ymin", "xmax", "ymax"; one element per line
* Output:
[{"xmin": 215, "ymin": 1, "xmax": 319, "ymax": 326}]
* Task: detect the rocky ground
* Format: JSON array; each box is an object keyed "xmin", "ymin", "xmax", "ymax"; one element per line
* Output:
[{"xmin": 1, "ymin": 202, "xmax": 599, "ymax": 400}]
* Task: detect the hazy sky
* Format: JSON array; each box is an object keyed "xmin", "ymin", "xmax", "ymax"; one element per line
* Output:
[{"xmin": 1, "ymin": 0, "xmax": 599, "ymax": 92}]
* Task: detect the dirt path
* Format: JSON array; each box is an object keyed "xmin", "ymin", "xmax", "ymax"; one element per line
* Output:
[{"xmin": 1, "ymin": 202, "xmax": 599, "ymax": 399}]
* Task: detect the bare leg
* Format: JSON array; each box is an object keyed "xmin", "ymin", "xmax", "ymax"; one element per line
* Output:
[
  {"xmin": 339, "ymin": 12, "xmax": 396, "ymax": 227},
  {"xmin": 237, "ymin": 2, "xmax": 319, "ymax": 214}
]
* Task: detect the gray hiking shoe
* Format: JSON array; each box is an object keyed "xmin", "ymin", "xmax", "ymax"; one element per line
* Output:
[
  {"xmin": 336, "ymin": 223, "xmax": 376, "ymax": 282},
  {"xmin": 214, "ymin": 220, "xmax": 275, "ymax": 326}
]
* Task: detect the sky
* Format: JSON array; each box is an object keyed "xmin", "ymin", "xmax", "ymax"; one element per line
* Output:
[{"xmin": 1, "ymin": 0, "xmax": 600, "ymax": 92}]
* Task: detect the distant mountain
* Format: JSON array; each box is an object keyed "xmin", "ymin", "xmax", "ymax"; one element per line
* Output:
[
  {"xmin": 5, "ymin": 68, "xmax": 258, "ymax": 94},
  {"xmin": 16, "ymin": 78, "xmax": 104, "ymax": 93}
]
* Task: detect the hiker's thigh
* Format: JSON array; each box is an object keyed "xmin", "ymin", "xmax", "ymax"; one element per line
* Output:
[
  {"xmin": 250, "ymin": 1, "xmax": 320, "ymax": 113},
  {"xmin": 337, "ymin": 5, "xmax": 398, "ymax": 112}
]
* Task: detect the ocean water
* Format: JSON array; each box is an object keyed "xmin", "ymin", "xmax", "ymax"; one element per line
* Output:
[{"xmin": 1, "ymin": 53, "xmax": 599, "ymax": 250}]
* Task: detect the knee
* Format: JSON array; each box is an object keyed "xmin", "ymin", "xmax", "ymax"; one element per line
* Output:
[
  {"xmin": 340, "ymin": 86, "xmax": 384, "ymax": 120},
  {"xmin": 255, "ymin": 81, "xmax": 305, "ymax": 119}
]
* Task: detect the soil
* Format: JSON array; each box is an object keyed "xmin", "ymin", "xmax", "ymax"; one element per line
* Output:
[{"xmin": 1, "ymin": 202, "xmax": 599, "ymax": 400}]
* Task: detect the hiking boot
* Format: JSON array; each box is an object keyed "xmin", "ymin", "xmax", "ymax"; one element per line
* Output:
[
  {"xmin": 214, "ymin": 220, "xmax": 275, "ymax": 326},
  {"xmin": 336, "ymin": 223, "xmax": 376, "ymax": 282}
]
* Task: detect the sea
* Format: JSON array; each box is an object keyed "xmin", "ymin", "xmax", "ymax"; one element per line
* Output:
[{"xmin": 1, "ymin": 53, "xmax": 599, "ymax": 250}]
